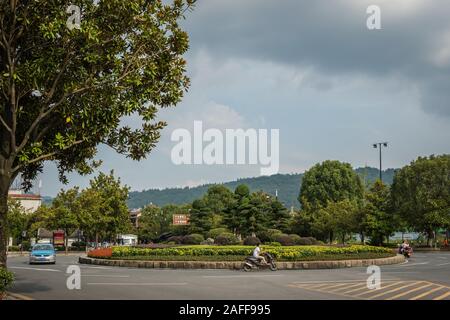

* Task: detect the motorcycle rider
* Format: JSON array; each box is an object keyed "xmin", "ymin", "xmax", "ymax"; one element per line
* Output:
[
  {"xmin": 400, "ymin": 240, "xmax": 412, "ymax": 260},
  {"xmin": 253, "ymin": 243, "xmax": 267, "ymax": 265}
]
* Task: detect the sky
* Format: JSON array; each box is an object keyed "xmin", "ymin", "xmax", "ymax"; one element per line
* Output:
[{"xmin": 35, "ymin": 0, "xmax": 450, "ymax": 196}]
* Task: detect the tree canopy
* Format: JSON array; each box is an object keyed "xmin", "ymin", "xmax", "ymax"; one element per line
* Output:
[
  {"xmin": 391, "ymin": 154, "xmax": 450, "ymax": 245},
  {"xmin": 299, "ymin": 160, "xmax": 364, "ymax": 210},
  {"xmin": 0, "ymin": 0, "xmax": 195, "ymax": 267}
]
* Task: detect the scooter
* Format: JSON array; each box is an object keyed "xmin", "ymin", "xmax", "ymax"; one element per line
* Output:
[
  {"xmin": 402, "ymin": 246, "xmax": 413, "ymax": 259},
  {"xmin": 243, "ymin": 252, "xmax": 277, "ymax": 271},
  {"xmin": 399, "ymin": 245, "xmax": 413, "ymax": 259}
]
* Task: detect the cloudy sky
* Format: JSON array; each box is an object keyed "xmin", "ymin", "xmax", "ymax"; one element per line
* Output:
[{"xmin": 37, "ymin": 0, "xmax": 450, "ymax": 196}]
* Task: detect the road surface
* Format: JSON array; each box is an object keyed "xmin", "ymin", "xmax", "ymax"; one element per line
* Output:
[{"xmin": 6, "ymin": 252, "xmax": 450, "ymax": 300}]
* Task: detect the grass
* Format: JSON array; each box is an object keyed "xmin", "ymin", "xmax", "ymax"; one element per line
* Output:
[{"xmin": 101, "ymin": 252, "xmax": 395, "ymax": 262}]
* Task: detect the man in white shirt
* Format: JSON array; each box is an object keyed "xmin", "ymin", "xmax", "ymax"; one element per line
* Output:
[{"xmin": 252, "ymin": 243, "xmax": 267, "ymax": 265}]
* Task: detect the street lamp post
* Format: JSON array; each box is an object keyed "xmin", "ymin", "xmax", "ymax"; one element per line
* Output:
[{"xmin": 372, "ymin": 142, "xmax": 388, "ymax": 182}]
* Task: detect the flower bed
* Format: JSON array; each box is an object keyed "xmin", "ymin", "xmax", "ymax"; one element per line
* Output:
[
  {"xmin": 108, "ymin": 245, "xmax": 392, "ymax": 261},
  {"xmin": 88, "ymin": 247, "xmax": 113, "ymax": 258}
]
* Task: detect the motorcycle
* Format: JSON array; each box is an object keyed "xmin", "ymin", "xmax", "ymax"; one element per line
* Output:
[
  {"xmin": 400, "ymin": 246, "xmax": 413, "ymax": 259},
  {"xmin": 243, "ymin": 252, "xmax": 277, "ymax": 271}
]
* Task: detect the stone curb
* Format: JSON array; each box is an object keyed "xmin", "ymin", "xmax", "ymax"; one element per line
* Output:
[{"xmin": 79, "ymin": 254, "xmax": 405, "ymax": 270}]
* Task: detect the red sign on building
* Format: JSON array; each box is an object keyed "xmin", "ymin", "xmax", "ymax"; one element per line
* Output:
[
  {"xmin": 172, "ymin": 214, "xmax": 190, "ymax": 225},
  {"xmin": 53, "ymin": 231, "xmax": 65, "ymax": 246}
]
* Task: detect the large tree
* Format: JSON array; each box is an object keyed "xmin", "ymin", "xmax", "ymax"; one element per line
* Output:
[
  {"xmin": 6, "ymin": 197, "xmax": 28, "ymax": 245},
  {"xmin": 299, "ymin": 160, "xmax": 364, "ymax": 210},
  {"xmin": 188, "ymin": 199, "xmax": 212, "ymax": 235},
  {"xmin": 137, "ymin": 204, "xmax": 171, "ymax": 242},
  {"xmin": 364, "ymin": 180, "xmax": 397, "ymax": 246},
  {"xmin": 88, "ymin": 171, "xmax": 131, "ymax": 242},
  {"xmin": 391, "ymin": 154, "xmax": 450, "ymax": 247},
  {"xmin": 203, "ymin": 185, "xmax": 234, "ymax": 228},
  {"xmin": 222, "ymin": 185, "xmax": 249, "ymax": 237},
  {"xmin": 0, "ymin": 0, "xmax": 194, "ymax": 267},
  {"xmin": 46, "ymin": 187, "xmax": 80, "ymax": 254}
]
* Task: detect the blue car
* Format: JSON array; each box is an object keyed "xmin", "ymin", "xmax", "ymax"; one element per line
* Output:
[{"xmin": 29, "ymin": 244, "xmax": 56, "ymax": 264}]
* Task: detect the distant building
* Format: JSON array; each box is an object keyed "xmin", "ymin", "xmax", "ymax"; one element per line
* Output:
[
  {"xmin": 8, "ymin": 189, "xmax": 42, "ymax": 213},
  {"xmin": 117, "ymin": 234, "xmax": 138, "ymax": 246},
  {"xmin": 34, "ymin": 228, "xmax": 80, "ymax": 247},
  {"xmin": 129, "ymin": 208, "xmax": 142, "ymax": 228}
]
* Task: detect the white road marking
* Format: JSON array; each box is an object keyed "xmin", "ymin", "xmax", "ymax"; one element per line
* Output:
[
  {"xmin": 393, "ymin": 262, "xmax": 429, "ymax": 267},
  {"xmin": 292, "ymin": 279, "xmax": 401, "ymax": 284},
  {"xmin": 79, "ymin": 266, "xmax": 113, "ymax": 270},
  {"xmin": 87, "ymin": 282, "xmax": 188, "ymax": 286},
  {"xmin": 202, "ymin": 275, "xmax": 283, "ymax": 278},
  {"xmin": 9, "ymin": 266, "xmax": 61, "ymax": 272},
  {"xmin": 82, "ymin": 275, "xmax": 130, "ymax": 278},
  {"xmin": 436, "ymin": 262, "xmax": 450, "ymax": 266}
]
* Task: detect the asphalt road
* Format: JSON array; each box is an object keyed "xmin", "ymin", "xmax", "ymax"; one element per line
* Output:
[{"xmin": 6, "ymin": 252, "xmax": 450, "ymax": 300}]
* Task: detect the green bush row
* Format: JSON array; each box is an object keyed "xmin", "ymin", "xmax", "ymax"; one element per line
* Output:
[
  {"xmin": 112, "ymin": 245, "xmax": 392, "ymax": 261},
  {"xmin": 0, "ymin": 267, "xmax": 14, "ymax": 294}
]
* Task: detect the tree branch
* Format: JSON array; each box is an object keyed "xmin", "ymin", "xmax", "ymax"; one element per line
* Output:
[
  {"xmin": 12, "ymin": 139, "xmax": 85, "ymax": 174},
  {"xmin": 0, "ymin": 114, "xmax": 12, "ymax": 133}
]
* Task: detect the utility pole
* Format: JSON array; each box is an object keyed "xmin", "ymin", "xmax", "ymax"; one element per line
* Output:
[{"xmin": 372, "ymin": 142, "xmax": 388, "ymax": 182}]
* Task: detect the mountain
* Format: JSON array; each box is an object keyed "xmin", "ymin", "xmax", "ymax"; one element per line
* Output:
[{"xmin": 127, "ymin": 167, "xmax": 397, "ymax": 209}]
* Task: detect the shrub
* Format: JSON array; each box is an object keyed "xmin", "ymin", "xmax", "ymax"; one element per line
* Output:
[
  {"xmin": 304, "ymin": 237, "xmax": 320, "ymax": 245},
  {"xmin": 71, "ymin": 241, "xmax": 86, "ymax": 247},
  {"xmin": 275, "ymin": 234, "xmax": 294, "ymax": 246},
  {"xmin": 289, "ymin": 234, "xmax": 302, "ymax": 244},
  {"xmin": 0, "ymin": 267, "xmax": 14, "ymax": 295},
  {"xmin": 167, "ymin": 236, "xmax": 184, "ymax": 244},
  {"xmin": 257, "ymin": 229, "xmax": 283, "ymax": 242},
  {"xmin": 296, "ymin": 237, "xmax": 313, "ymax": 245},
  {"xmin": 182, "ymin": 234, "xmax": 204, "ymax": 245},
  {"xmin": 8, "ymin": 245, "xmax": 20, "ymax": 252},
  {"xmin": 21, "ymin": 240, "xmax": 31, "ymax": 251},
  {"xmin": 243, "ymin": 236, "xmax": 261, "ymax": 246},
  {"xmin": 264, "ymin": 242, "xmax": 282, "ymax": 247},
  {"xmin": 208, "ymin": 228, "xmax": 230, "ymax": 239},
  {"xmin": 215, "ymin": 233, "xmax": 240, "ymax": 245},
  {"xmin": 200, "ymin": 238, "xmax": 215, "ymax": 245}
]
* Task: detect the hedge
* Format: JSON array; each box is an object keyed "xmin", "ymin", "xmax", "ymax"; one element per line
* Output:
[
  {"xmin": 0, "ymin": 267, "xmax": 14, "ymax": 294},
  {"xmin": 111, "ymin": 245, "xmax": 392, "ymax": 261}
]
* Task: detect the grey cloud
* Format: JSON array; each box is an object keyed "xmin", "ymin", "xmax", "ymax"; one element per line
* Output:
[{"xmin": 183, "ymin": 0, "xmax": 450, "ymax": 116}]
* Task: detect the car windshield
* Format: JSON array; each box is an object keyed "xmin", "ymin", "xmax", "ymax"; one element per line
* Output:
[{"xmin": 32, "ymin": 245, "xmax": 53, "ymax": 251}]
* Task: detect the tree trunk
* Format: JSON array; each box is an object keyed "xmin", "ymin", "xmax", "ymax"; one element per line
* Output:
[
  {"xmin": 0, "ymin": 190, "xmax": 8, "ymax": 269},
  {"xmin": 434, "ymin": 229, "xmax": 438, "ymax": 249},
  {"xmin": 0, "ymin": 158, "xmax": 14, "ymax": 268},
  {"xmin": 95, "ymin": 233, "xmax": 99, "ymax": 248},
  {"xmin": 360, "ymin": 232, "xmax": 365, "ymax": 244},
  {"xmin": 65, "ymin": 229, "xmax": 69, "ymax": 255}
]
